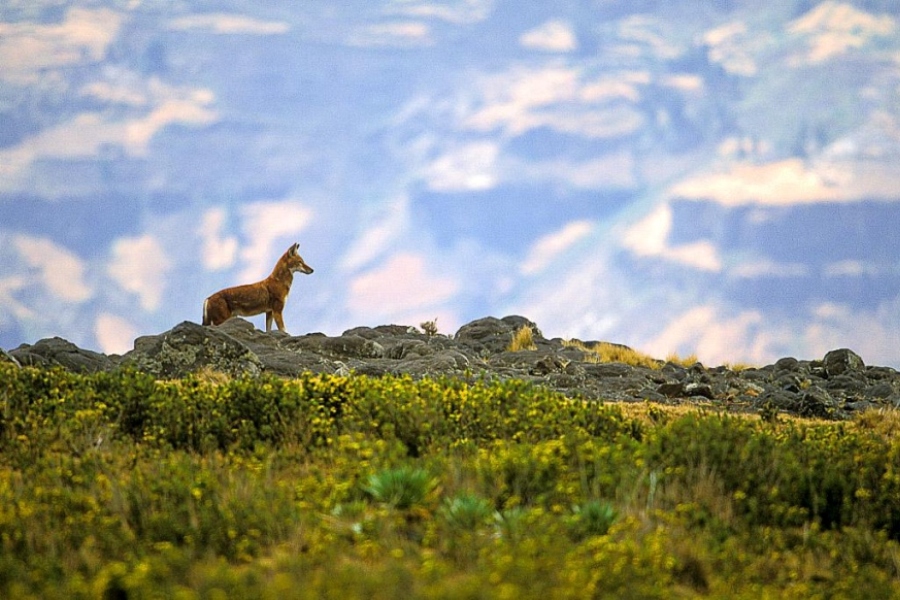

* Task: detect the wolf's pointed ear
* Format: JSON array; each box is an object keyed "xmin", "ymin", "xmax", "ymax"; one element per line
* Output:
[{"xmin": 289, "ymin": 242, "xmax": 299, "ymax": 255}]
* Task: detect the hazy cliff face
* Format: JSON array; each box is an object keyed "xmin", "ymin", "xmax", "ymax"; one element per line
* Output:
[{"xmin": 2, "ymin": 1, "xmax": 900, "ymax": 367}]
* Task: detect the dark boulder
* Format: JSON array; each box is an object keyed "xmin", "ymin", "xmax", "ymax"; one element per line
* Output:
[
  {"xmin": 755, "ymin": 389, "xmax": 800, "ymax": 415},
  {"xmin": 531, "ymin": 353, "xmax": 566, "ymax": 376},
  {"xmin": 383, "ymin": 339, "xmax": 434, "ymax": 360},
  {"xmin": 342, "ymin": 325, "xmax": 409, "ymax": 340},
  {"xmin": 823, "ymin": 348, "xmax": 865, "ymax": 378},
  {"xmin": 393, "ymin": 350, "xmax": 470, "ymax": 376},
  {"xmin": 825, "ymin": 374, "xmax": 867, "ymax": 395},
  {"xmin": 454, "ymin": 315, "xmax": 541, "ymax": 355},
  {"xmin": 10, "ymin": 337, "xmax": 113, "ymax": 373},
  {"xmin": 584, "ymin": 362, "xmax": 635, "ymax": 379},
  {"xmin": 121, "ymin": 321, "xmax": 263, "ymax": 379},
  {"xmin": 500, "ymin": 315, "xmax": 544, "ymax": 338},
  {"xmin": 657, "ymin": 382, "xmax": 686, "ymax": 398},
  {"xmin": 798, "ymin": 386, "xmax": 839, "ymax": 419},
  {"xmin": 774, "ymin": 356, "xmax": 800, "ymax": 372},
  {"xmin": 684, "ymin": 382, "xmax": 715, "ymax": 399},
  {"xmin": 739, "ymin": 367, "xmax": 774, "ymax": 382},
  {"xmin": 776, "ymin": 373, "xmax": 804, "ymax": 394},
  {"xmin": 214, "ymin": 319, "xmax": 328, "ymax": 377},
  {"xmin": 866, "ymin": 366, "xmax": 899, "ymax": 380},
  {"xmin": 374, "ymin": 324, "xmax": 419, "ymax": 337},
  {"xmin": 288, "ymin": 334, "xmax": 385, "ymax": 360},
  {"xmin": 865, "ymin": 381, "xmax": 896, "ymax": 399}
]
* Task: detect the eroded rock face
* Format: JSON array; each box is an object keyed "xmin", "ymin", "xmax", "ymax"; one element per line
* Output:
[{"xmin": 6, "ymin": 315, "xmax": 900, "ymax": 420}]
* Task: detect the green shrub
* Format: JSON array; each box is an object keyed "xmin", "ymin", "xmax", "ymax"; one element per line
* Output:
[
  {"xmin": 567, "ymin": 499, "xmax": 618, "ymax": 539},
  {"xmin": 645, "ymin": 413, "xmax": 900, "ymax": 536},
  {"xmin": 1, "ymin": 363, "xmax": 900, "ymax": 597},
  {"xmin": 492, "ymin": 506, "xmax": 528, "ymax": 542},
  {"xmin": 439, "ymin": 493, "xmax": 494, "ymax": 530},
  {"xmin": 364, "ymin": 466, "xmax": 438, "ymax": 510}
]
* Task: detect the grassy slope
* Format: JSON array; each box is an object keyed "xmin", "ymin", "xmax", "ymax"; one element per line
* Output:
[{"xmin": 1, "ymin": 364, "xmax": 899, "ymax": 599}]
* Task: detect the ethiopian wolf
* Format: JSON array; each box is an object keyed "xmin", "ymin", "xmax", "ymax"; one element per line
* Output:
[{"xmin": 202, "ymin": 242, "xmax": 314, "ymax": 333}]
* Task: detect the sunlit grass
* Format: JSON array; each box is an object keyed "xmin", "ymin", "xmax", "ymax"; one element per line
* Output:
[
  {"xmin": 722, "ymin": 361, "xmax": 756, "ymax": 371},
  {"xmin": 508, "ymin": 325, "xmax": 537, "ymax": 352},
  {"xmin": 664, "ymin": 351, "xmax": 699, "ymax": 367},
  {"xmin": 565, "ymin": 340, "xmax": 749, "ymax": 370},
  {"xmin": 564, "ymin": 339, "xmax": 663, "ymax": 368}
]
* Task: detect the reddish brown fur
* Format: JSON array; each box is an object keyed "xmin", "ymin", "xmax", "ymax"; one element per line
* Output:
[{"xmin": 202, "ymin": 242, "xmax": 313, "ymax": 333}]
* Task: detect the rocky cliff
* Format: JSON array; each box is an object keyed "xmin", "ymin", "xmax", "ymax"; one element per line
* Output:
[{"xmin": 6, "ymin": 316, "xmax": 899, "ymax": 420}]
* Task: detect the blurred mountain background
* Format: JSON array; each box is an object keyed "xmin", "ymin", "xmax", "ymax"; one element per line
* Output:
[{"xmin": 2, "ymin": 0, "xmax": 900, "ymax": 367}]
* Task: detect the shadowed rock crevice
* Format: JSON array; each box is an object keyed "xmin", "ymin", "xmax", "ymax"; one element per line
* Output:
[{"xmin": 7, "ymin": 316, "xmax": 899, "ymax": 420}]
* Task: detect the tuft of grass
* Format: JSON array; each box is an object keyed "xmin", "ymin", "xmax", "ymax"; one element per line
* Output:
[
  {"xmin": 363, "ymin": 466, "xmax": 439, "ymax": 510},
  {"xmin": 665, "ymin": 352, "xmax": 699, "ymax": 367},
  {"xmin": 493, "ymin": 506, "xmax": 527, "ymax": 541},
  {"xmin": 508, "ymin": 326, "xmax": 537, "ymax": 352},
  {"xmin": 566, "ymin": 500, "xmax": 618, "ymax": 539},
  {"xmin": 440, "ymin": 493, "xmax": 494, "ymax": 530},
  {"xmin": 723, "ymin": 361, "xmax": 755, "ymax": 372},
  {"xmin": 854, "ymin": 407, "xmax": 900, "ymax": 439},
  {"xmin": 564, "ymin": 340, "xmax": 705, "ymax": 369},
  {"xmin": 564, "ymin": 340, "xmax": 661, "ymax": 369}
]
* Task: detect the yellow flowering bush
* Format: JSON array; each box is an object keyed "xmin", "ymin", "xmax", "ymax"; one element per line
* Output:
[{"xmin": 1, "ymin": 362, "xmax": 900, "ymax": 598}]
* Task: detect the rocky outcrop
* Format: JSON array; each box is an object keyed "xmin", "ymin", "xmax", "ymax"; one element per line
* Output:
[
  {"xmin": 9, "ymin": 337, "xmax": 113, "ymax": 373},
  {"xmin": 120, "ymin": 321, "xmax": 264, "ymax": 378},
  {"xmin": 6, "ymin": 317, "xmax": 900, "ymax": 420}
]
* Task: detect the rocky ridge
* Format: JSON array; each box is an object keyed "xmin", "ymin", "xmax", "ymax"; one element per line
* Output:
[{"xmin": 7, "ymin": 316, "xmax": 900, "ymax": 420}]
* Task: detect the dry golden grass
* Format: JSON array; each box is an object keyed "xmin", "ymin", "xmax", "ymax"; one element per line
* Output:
[
  {"xmin": 508, "ymin": 326, "xmax": 538, "ymax": 352},
  {"xmin": 854, "ymin": 407, "xmax": 900, "ymax": 438},
  {"xmin": 615, "ymin": 402, "xmax": 840, "ymax": 429},
  {"xmin": 723, "ymin": 362, "xmax": 755, "ymax": 372},
  {"xmin": 664, "ymin": 351, "xmax": 699, "ymax": 367},
  {"xmin": 564, "ymin": 340, "xmax": 662, "ymax": 369},
  {"xmin": 565, "ymin": 340, "xmax": 752, "ymax": 371},
  {"xmin": 191, "ymin": 366, "xmax": 233, "ymax": 385}
]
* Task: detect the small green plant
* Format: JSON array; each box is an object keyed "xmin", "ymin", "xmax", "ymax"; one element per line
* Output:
[
  {"xmin": 508, "ymin": 326, "xmax": 537, "ymax": 352},
  {"xmin": 647, "ymin": 404, "xmax": 669, "ymax": 424},
  {"xmin": 363, "ymin": 466, "xmax": 438, "ymax": 510},
  {"xmin": 759, "ymin": 399, "xmax": 780, "ymax": 424},
  {"xmin": 439, "ymin": 493, "xmax": 494, "ymax": 530},
  {"xmin": 493, "ymin": 506, "xmax": 527, "ymax": 541},
  {"xmin": 567, "ymin": 500, "xmax": 618, "ymax": 539}
]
